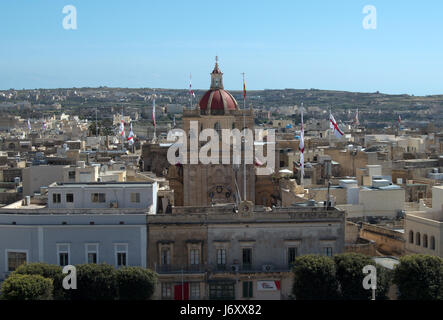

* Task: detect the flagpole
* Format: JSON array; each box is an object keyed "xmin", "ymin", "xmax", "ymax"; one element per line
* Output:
[
  {"xmin": 242, "ymin": 72, "xmax": 247, "ymax": 201},
  {"xmin": 190, "ymin": 73, "xmax": 193, "ymax": 110},
  {"xmin": 152, "ymin": 89, "xmax": 156, "ymax": 143},
  {"xmin": 300, "ymin": 103, "xmax": 304, "ymax": 186},
  {"xmin": 95, "ymin": 107, "xmax": 98, "ymax": 138},
  {"xmin": 328, "ymin": 106, "xmax": 332, "ymax": 146},
  {"xmin": 121, "ymin": 105, "xmax": 124, "ymax": 151}
]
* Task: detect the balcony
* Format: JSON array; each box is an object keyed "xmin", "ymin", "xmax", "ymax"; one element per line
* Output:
[
  {"xmin": 211, "ymin": 264, "xmax": 291, "ymax": 274},
  {"xmin": 155, "ymin": 263, "xmax": 292, "ymax": 275},
  {"xmin": 155, "ymin": 264, "xmax": 207, "ymax": 274}
]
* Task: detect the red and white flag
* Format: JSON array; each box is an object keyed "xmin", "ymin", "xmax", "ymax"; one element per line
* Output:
[
  {"xmin": 354, "ymin": 108, "xmax": 360, "ymax": 125},
  {"xmin": 119, "ymin": 120, "xmax": 125, "ymax": 137},
  {"xmin": 329, "ymin": 112, "xmax": 344, "ymax": 138},
  {"xmin": 254, "ymin": 157, "xmax": 263, "ymax": 167},
  {"xmin": 398, "ymin": 115, "xmax": 401, "ymax": 124},
  {"xmin": 152, "ymin": 96, "xmax": 156, "ymax": 128},
  {"xmin": 299, "ymin": 108, "xmax": 305, "ymax": 178},
  {"xmin": 243, "ymin": 76, "xmax": 246, "ymax": 100},
  {"xmin": 127, "ymin": 122, "xmax": 134, "ymax": 144}
]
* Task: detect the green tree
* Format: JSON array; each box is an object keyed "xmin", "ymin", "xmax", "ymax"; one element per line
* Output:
[
  {"xmin": 14, "ymin": 262, "xmax": 65, "ymax": 300},
  {"xmin": 393, "ymin": 254, "xmax": 443, "ymax": 300},
  {"xmin": 67, "ymin": 264, "xmax": 118, "ymax": 300},
  {"xmin": 88, "ymin": 119, "xmax": 114, "ymax": 137},
  {"xmin": 292, "ymin": 255, "xmax": 339, "ymax": 300},
  {"xmin": 334, "ymin": 253, "xmax": 391, "ymax": 300},
  {"xmin": 1, "ymin": 273, "xmax": 53, "ymax": 300},
  {"xmin": 115, "ymin": 267, "xmax": 158, "ymax": 300}
]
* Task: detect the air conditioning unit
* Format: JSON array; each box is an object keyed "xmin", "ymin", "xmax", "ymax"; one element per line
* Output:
[
  {"xmin": 230, "ymin": 264, "xmax": 240, "ymax": 272},
  {"xmin": 110, "ymin": 201, "xmax": 118, "ymax": 208},
  {"xmin": 262, "ymin": 264, "xmax": 274, "ymax": 272}
]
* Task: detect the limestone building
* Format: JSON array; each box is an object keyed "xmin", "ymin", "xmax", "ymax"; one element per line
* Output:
[{"xmin": 172, "ymin": 59, "xmax": 255, "ymax": 206}]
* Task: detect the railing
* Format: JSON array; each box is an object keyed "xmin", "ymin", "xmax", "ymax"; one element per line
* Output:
[
  {"xmin": 211, "ymin": 264, "xmax": 291, "ymax": 274},
  {"xmin": 155, "ymin": 264, "xmax": 207, "ymax": 274},
  {"xmin": 404, "ymin": 202, "xmax": 420, "ymax": 211},
  {"xmin": 155, "ymin": 264, "xmax": 291, "ymax": 274}
]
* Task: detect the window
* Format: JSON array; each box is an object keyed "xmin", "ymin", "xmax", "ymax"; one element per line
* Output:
[
  {"xmin": 161, "ymin": 283, "xmax": 172, "ymax": 300},
  {"xmin": 190, "ymin": 282, "xmax": 200, "ymax": 300},
  {"xmin": 423, "ymin": 234, "xmax": 428, "ymax": 248},
  {"xmin": 431, "ymin": 236, "xmax": 436, "ymax": 250},
  {"xmin": 66, "ymin": 193, "xmax": 74, "ymax": 203},
  {"xmin": 91, "ymin": 193, "xmax": 106, "ymax": 203},
  {"xmin": 242, "ymin": 248, "xmax": 252, "ymax": 270},
  {"xmin": 189, "ymin": 249, "xmax": 199, "ymax": 265},
  {"xmin": 57, "ymin": 244, "xmax": 70, "ymax": 266},
  {"xmin": 209, "ymin": 283, "xmax": 235, "ymax": 300},
  {"xmin": 130, "ymin": 193, "xmax": 140, "ymax": 203},
  {"xmin": 161, "ymin": 248, "xmax": 171, "ymax": 265},
  {"xmin": 68, "ymin": 171, "xmax": 76, "ymax": 180},
  {"xmin": 217, "ymin": 248, "xmax": 226, "ymax": 269},
  {"xmin": 242, "ymin": 281, "xmax": 253, "ymax": 298},
  {"xmin": 288, "ymin": 247, "xmax": 298, "ymax": 267},
  {"xmin": 115, "ymin": 244, "xmax": 128, "ymax": 267},
  {"xmin": 214, "ymin": 122, "xmax": 221, "ymax": 134},
  {"xmin": 409, "ymin": 230, "xmax": 414, "ymax": 244},
  {"xmin": 85, "ymin": 244, "xmax": 98, "ymax": 264},
  {"xmin": 324, "ymin": 247, "xmax": 333, "ymax": 257},
  {"xmin": 7, "ymin": 251, "xmax": 27, "ymax": 272},
  {"xmin": 416, "ymin": 232, "xmax": 421, "ymax": 246},
  {"xmin": 53, "ymin": 193, "xmax": 61, "ymax": 203}
]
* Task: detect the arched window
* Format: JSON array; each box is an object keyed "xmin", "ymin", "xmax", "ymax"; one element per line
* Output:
[
  {"xmin": 409, "ymin": 230, "xmax": 414, "ymax": 244},
  {"xmin": 423, "ymin": 234, "xmax": 428, "ymax": 248},
  {"xmin": 232, "ymin": 122, "xmax": 235, "ymax": 129},
  {"xmin": 431, "ymin": 236, "xmax": 436, "ymax": 250},
  {"xmin": 416, "ymin": 232, "xmax": 421, "ymax": 246}
]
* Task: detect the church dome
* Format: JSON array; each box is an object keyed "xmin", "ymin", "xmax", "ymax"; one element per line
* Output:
[{"xmin": 199, "ymin": 57, "xmax": 239, "ymax": 114}]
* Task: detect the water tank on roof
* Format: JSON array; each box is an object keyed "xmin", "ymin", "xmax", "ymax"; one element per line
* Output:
[{"xmin": 372, "ymin": 179, "xmax": 391, "ymax": 188}]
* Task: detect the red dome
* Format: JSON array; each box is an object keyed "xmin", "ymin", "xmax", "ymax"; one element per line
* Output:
[{"xmin": 199, "ymin": 89, "xmax": 238, "ymax": 112}]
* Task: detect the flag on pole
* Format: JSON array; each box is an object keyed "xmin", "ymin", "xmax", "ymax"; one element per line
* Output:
[
  {"xmin": 243, "ymin": 77, "xmax": 246, "ymax": 100},
  {"xmin": 152, "ymin": 97, "xmax": 156, "ymax": 128},
  {"xmin": 119, "ymin": 120, "xmax": 125, "ymax": 137},
  {"xmin": 398, "ymin": 115, "xmax": 401, "ymax": 124},
  {"xmin": 189, "ymin": 74, "xmax": 195, "ymax": 98},
  {"xmin": 299, "ymin": 108, "xmax": 305, "ymax": 179},
  {"xmin": 354, "ymin": 109, "xmax": 360, "ymax": 125},
  {"xmin": 127, "ymin": 122, "xmax": 134, "ymax": 145},
  {"xmin": 27, "ymin": 119, "xmax": 31, "ymax": 130},
  {"xmin": 329, "ymin": 112, "xmax": 344, "ymax": 138}
]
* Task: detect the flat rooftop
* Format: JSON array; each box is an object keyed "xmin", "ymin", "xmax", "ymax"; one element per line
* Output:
[{"xmin": 52, "ymin": 182, "xmax": 154, "ymax": 188}]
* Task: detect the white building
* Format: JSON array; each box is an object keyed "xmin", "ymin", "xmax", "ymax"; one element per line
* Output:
[{"xmin": 0, "ymin": 182, "xmax": 157, "ymax": 280}]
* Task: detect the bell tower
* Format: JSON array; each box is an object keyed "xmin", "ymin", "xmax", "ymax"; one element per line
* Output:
[{"xmin": 210, "ymin": 56, "xmax": 224, "ymax": 90}]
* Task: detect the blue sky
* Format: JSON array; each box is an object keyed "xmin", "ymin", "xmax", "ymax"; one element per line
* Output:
[{"xmin": 1, "ymin": 0, "xmax": 443, "ymax": 95}]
